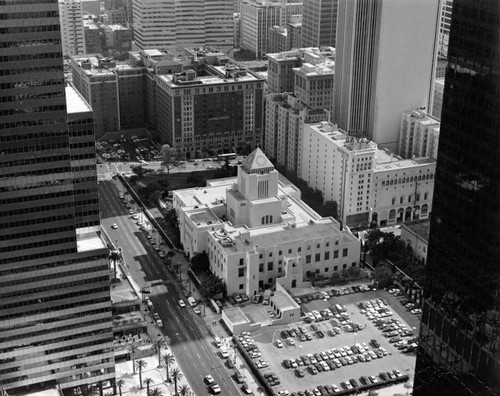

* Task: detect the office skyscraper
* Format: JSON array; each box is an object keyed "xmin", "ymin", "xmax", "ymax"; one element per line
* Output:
[
  {"xmin": 132, "ymin": 0, "xmax": 234, "ymax": 54},
  {"xmin": 0, "ymin": 1, "xmax": 115, "ymax": 394},
  {"xmin": 414, "ymin": 1, "xmax": 500, "ymax": 395},
  {"xmin": 301, "ymin": 0, "xmax": 337, "ymax": 48},
  {"xmin": 334, "ymin": 0, "xmax": 439, "ymax": 152}
]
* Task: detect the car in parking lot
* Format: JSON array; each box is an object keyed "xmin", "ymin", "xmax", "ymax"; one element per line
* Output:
[
  {"xmin": 294, "ymin": 368, "xmax": 305, "ymax": 377},
  {"xmin": 178, "ymin": 299, "xmax": 186, "ymax": 308},
  {"xmin": 286, "ymin": 337, "xmax": 296, "ymax": 346},
  {"xmin": 210, "ymin": 383, "xmax": 221, "ymax": 394},
  {"xmin": 308, "ymin": 366, "xmax": 318, "ymax": 375},
  {"xmin": 340, "ymin": 381, "xmax": 353, "ymax": 390},
  {"xmin": 275, "ymin": 340, "xmax": 283, "ymax": 348}
]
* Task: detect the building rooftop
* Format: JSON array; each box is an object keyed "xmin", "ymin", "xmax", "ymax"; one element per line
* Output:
[
  {"xmin": 111, "ymin": 277, "xmax": 141, "ymax": 304},
  {"xmin": 272, "ymin": 290, "xmax": 299, "ymax": 311},
  {"xmin": 76, "ymin": 230, "xmax": 107, "ymax": 252},
  {"xmin": 189, "ymin": 210, "xmax": 223, "ymax": 227},
  {"xmin": 401, "ymin": 219, "xmax": 431, "ymax": 242},
  {"xmin": 214, "ymin": 218, "xmax": 352, "ymax": 254},
  {"xmin": 157, "ymin": 68, "xmax": 261, "ymax": 87},
  {"xmin": 65, "ymin": 85, "xmax": 92, "ymax": 114},
  {"xmin": 224, "ymin": 307, "xmax": 253, "ymax": 325}
]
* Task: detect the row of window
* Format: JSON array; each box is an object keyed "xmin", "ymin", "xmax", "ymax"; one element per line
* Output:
[
  {"xmin": 0, "ymin": 222, "xmax": 75, "ymax": 240},
  {"xmin": 380, "ymin": 173, "xmax": 433, "ymax": 187},
  {"xmin": 1, "ymin": 145, "xmax": 69, "ymax": 158},
  {"xmin": 0, "ymin": 38, "xmax": 61, "ymax": 48},
  {"xmin": 0, "ymin": 296, "xmax": 109, "ymax": 321},
  {"xmin": 0, "ymin": 236, "xmax": 76, "ymax": 253},
  {"xmin": 0, "ymin": 201, "xmax": 73, "ymax": 218}
]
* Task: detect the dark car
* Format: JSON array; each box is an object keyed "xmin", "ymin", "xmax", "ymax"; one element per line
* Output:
[
  {"xmin": 370, "ymin": 339, "xmax": 380, "ymax": 348},
  {"xmin": 314, "ymin": 362, "xmax": 323, "ymax": 372},
  {"xmin": 308, "ymin": 365, "xmax": 318, "ymax": 375},
  {"xmin": 316, "ymin": 330, "xmax": 325, "ymax": 338},
  {"xmin": 314, "ymin": 353, "xmax": 323, "ymax": 362},
  {"xmin": 379, "ymin": 372, "xmax": 388, "ymax": 381},
  {"xmin": 327, "ymin": 360, "xmax": 337, "ymax": 370},
  {"xmin": 281, "ymin": 330, "xmax": 289, "ymax": 339},
  {"xmin": 294, "ymin": 368, "xmax": 305, "ymax": 377},
  {"xmin": 349, "ymin": 379, "xmax": 359, "ymax": 388},
  {"xmin": 283, "ymin": 359, "xmax": 291, "ymax": 369},
  {"xmin": 359, "ymin": 376, "xmax": 369, "ymax": 385}
]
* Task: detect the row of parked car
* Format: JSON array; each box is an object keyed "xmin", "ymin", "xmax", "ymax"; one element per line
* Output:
[
  {"xmin": 295, "ymin": 285, "xmax": 374, "ymax": 305},
  {"xmin": 281, "ymin": 341, "xmax": 389, "ymax": 378},
  {"xmin": 281, "ymin": 369, "xmax": 406, "ymax": 396}
]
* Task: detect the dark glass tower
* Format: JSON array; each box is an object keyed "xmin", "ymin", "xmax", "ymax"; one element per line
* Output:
[
  {"xmin": 414, "ymin": 1, "xmax": 500, "ymax": 395},
  {"xmin": 0, "ymin": 1, "xmax": 115, "ymax": 394}
]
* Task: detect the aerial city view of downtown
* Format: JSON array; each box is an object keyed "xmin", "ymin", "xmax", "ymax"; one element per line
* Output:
[{"xmin": 0, "ymin": 1, "xmax": 498, "ymax": 396}]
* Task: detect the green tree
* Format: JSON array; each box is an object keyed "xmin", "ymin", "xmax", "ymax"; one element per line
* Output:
[
  {"xmin": 115, "ymin": 378, "xmax": 126, "ymax": 396},
  {"xmin": 319, "ymin": 200, "xmax": 338, "ymax": 219},
  {"xmin": 199, "ymin": 275, "xmax": 226, "ymax": 299},
  {"xmin": 149, "ymin": 388, "xmax": 164, "ymax": 396},
  {"xmin": 143, "ymin": 378, "xmax": 153, "ymax": 395},
  {"xmin": 169, "ymin": 367, "xmax": 183, "ymax": 395},
  {"xmin": 161, "ymin": 145, "xmax": 184, "ymax": 174},
  {"xmin": 165, "ymin": 208, "xmax": 179, "ymax": 231},
  {"xmin": 373, "ymin": 264, "xmax": 394, "ymax": 288},
  {"xmin": 131, "ymin": 166, "xmax": 152, "ymax": 179},
  {"xmin": 129, "ymin": 342, "xmax": 139, "ymax": 374},
  {"xmin": 162, "ymin": 352, "xmax": 175, "ymax": 382},
  {"xmin": 191, "ymin": 252, "xmax": 209, "ymax": 272},
  {"xmin": 178, "ymin": 384, "xmax": 191, "ymax": 396},
  {"xmin": 152, "ymin": 337, "xmax": 169, "ymax": 367},
  {"xmin": 346, "ymin": 266, "xmax": 361, "ymax": 278},
  {"xmin": 109, "ymin": 249, "xmax": 121, "ymax": 280},
  {"xmin": 135, "ymin": 359, "xmax": 147, "ymax": 388}
]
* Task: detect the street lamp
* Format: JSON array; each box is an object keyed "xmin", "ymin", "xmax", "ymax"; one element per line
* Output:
[{"xmin": 353, "ymin": 332, "xmax": 358, "ymax": 346}]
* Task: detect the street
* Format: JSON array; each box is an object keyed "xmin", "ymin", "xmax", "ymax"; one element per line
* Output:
[{"xmin": 98, "ymin": 180, "xmax": 243, "ymax": 396}]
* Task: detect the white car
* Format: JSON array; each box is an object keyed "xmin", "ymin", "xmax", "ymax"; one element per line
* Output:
[
  {"xmin": 286, "ymin": 337, "xmax": 296, "ymax": 346},
  {"xmin": 178, "ymin": 299, "xmax": 186, "ymax": 308},
  {"xmin": 145, "ymin": 297, "xmax": 153, "ymax": 308},
  {"xmin": 193, "ymin": 307, "xmax": 201, "ymax": 314},
  {"xmin": 220, "ymin": 350, "xmax": 229, "ymax": 359},
  {"xmin": 119, "ymin": 193, "xmax": 124, "ymax": 199},
  {"xmin": 111, "ymin": 223, "xmax": 118, "ymax": 229},
  {"xmin": 156, "ymin": 319, "xmax": 163, "ymax": 328},
  {"xmin": 204, "ymin": 375, "xmax": 215, "ymax": 385},
  {"xmin": 275, "ymin": 340, "xmax": 283, "ymax": 348},
  {"xmin": 210, "ymin": 384, "xmax": 221, "ymax": 394}
]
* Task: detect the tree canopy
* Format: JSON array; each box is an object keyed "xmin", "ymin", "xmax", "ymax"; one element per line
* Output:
[
  {"xmin": 191, "ymin": 252, "xmax": 209, "ymax": 272},
  {"xmin": 199, "ymin": 275, "xmax": 225, "ymax": 299},
  {"xmin": 161, "ymin": 145, "xmax": 184, "ymax": 174}
]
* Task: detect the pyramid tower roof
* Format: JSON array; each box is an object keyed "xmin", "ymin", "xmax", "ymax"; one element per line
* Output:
[{"xmin": 241, "ymin": 148, "xmax": 275, "ymax": 173}]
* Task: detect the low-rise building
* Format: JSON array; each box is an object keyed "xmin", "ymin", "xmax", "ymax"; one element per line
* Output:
[
  {"xmin": 400, "ymin": 220, "xmax": 430, "ymax": 265},
  {"xmin": 300, "ymin": 122, "xmax": 436, "ymax": 228},
  {"xmin": 174, "ymin": 149, "xmax": 361, "ymax": 296},
  {"xmin": 103, "ymin": 24, "xmax": 132, "ymax": 53}
]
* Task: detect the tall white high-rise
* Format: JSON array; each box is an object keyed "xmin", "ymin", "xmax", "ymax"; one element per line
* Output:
[
  {"xmin": 334, "ymin": 0, "xmax": 440, "ymax": 152},
  {"xmin": 59, "ymin": 0, "xmax": 86, "ymax": 57},
  {"xmin": 133, "ymin": 0, "xmax": 233, "ymax": 54}
]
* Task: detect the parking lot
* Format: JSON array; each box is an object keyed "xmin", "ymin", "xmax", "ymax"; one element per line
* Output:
[{"xmin": 240, "ymin": 288, "xmax": 417, "ymax": 394}]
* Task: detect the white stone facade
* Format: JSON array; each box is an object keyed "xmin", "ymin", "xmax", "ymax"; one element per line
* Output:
[
  {"xmin": 300, "ymin": 122, "xmax": 436, "ymax": 228},
  {"xmin": 174, "ymin": 148, "xmax": 361, "ymax": 296},
  {"xmin": 399, "ymin": 110, "xmax": 440, "ymax": 160}
]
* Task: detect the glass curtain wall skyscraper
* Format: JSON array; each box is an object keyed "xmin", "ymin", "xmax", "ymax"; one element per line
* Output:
[
  {"xmin": 0, "ymin": 1, "xmax": 115, "ymax": 394},
  {"xmin": 414, "ymin": 0, "xmax": 499, "ymax": 395}
]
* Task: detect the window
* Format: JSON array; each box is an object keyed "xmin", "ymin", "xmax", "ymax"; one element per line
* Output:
[
  {"xmin": 342, "ymin": 264, "xmax": 347, "ymax": 269},
  {"xmin": 334, "ymin": 250, "xmax": 339, "ymax": 259},
  {"xmin": 342, "ymin": 248, "xmax": 348, "ymax": 257},
  {"xmin": 325, "ymin": 267, "xmax": 329, "ymax": 272},
  {"xmin": 267, "ymin": 262, "xmax": 273, "ymax": 271},
  {"xmin": 326, "ymin": 242, "xmax": 330, "ymax": 247},
  {"xmin": 324, "ymin": 252, "xmax": 330, "ymax": 260},
  {"xmin": 307, "ymin": 245, "xmax": 311, "ymax": 250},
  {"xmin": 239, "ymin": 284, "xmax": 244, "ymax": 290},
  {"xmin": 334, "ymin": 265, "xmax": 338, "ymax": 271},
  {"xmin": 315, "ymin": 253, "xmax": 321, "ymax": 262},
  {"xmin": 316, "ymin": 243, "xmax": 320, "ymax": 248},
  {"xmin": 279, "ymin": 250, "xmax": 282, "ymax": 255},
  {"xmin": 288, "ymin": 248, "xmax": 292, "ymax": 253},
  {"xmin": 259, "ymin": 264, "xmax": 263, "ymax": 272},
  {"xmin": 352, "ymin": 262, "xmax": 356, "ymax": 267},
  {"xmin": 392, "ymin": 197, "xmax": 396, "ymax": 205},
  {"xmin": 298, "ymin": 247, "xmax": 302, "ymax": 252},
  {"xmin": 259, "ymin": 254, "xmax": 263, "ymax": 259},
  {"xmin": 238, "ymin": 268, "xmax": 244, "ymax": 277},
  {"xmin": 269, "ymin": 252, "xmax": 273, "ymax": 257},
  {"xmin": 306, "ymin": 255, "xmax": 311, "ymax": 264},
  {"xmin": 239, "ymin": 258, "xmax": 244, "ymax": 266}
]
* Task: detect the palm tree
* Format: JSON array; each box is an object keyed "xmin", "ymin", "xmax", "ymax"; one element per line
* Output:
[
  {"xmin": 149, "ymin": 388, "xmax": 164, "ymax": 396},
  {"xmin": 151, "ymin": 337, "xmax": 167, "ymax": 367},
  {"xmin": 143, "ymin": 378, "xmax": 153, "ymax": 395},
  {"xmin": 162, "ymin": 352, "xmax": 175, "ymax": 382},
  {"xmin": 169, "ymin": 367, "xmax": 183, "ymax": 395},
  {"xmin": 116, "ymin": 378, "xmax": 126, "ymax": 396},
  {"xmin": 129, "ymin": 342, "xmax": 139, "ymax": 374},
  {"xmin": 109, "ymin": 249, "xmax": 121, "ymax": 279},
  {"xmin": 135, "ymin": 359, "xmax": 148, "ymax": 388},
  {"xmin": 178, "ymin": 384, "xmax": 191, "ymax": 396}
]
